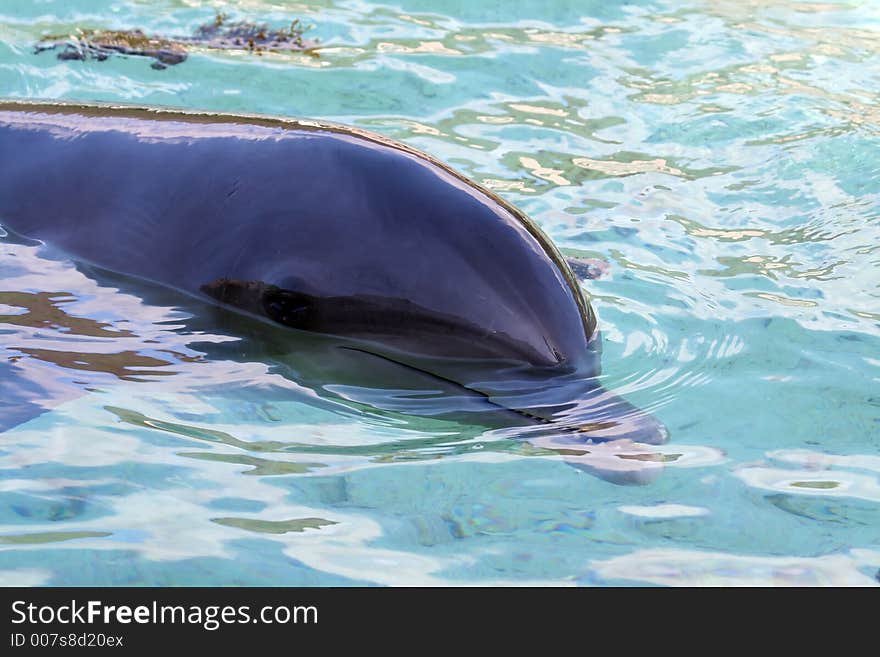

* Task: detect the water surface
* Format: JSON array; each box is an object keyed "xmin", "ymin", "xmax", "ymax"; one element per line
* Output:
[{"xmin": 1, "ymin": 0, "xmax": 879, "ymax": 585}]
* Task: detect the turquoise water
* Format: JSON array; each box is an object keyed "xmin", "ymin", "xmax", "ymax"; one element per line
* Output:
[{"xmin": 1, "ymin": 0, "xmax": 879, "ymax": 585}]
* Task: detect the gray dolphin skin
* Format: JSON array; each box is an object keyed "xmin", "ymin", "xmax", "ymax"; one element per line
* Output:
[{"xmin": 0, "ymin": 100, "xmax": 666, "ymax": 445}]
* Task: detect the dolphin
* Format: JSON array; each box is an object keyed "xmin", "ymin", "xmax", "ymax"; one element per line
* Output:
[{"xmin": 0, "ymin": 100, "xmax": 666, "ymax": 449}]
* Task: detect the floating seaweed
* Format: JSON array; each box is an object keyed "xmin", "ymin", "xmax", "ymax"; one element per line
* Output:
[{"xmin": 34, "ymin": 13, "xmax": 319, "ymax": 69}]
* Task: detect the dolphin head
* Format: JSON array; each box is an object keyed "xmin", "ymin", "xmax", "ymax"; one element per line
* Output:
[
  {"xmin": 0, "ymin": 102, "xmax": 661, "ymax": 447},
  {"xmin": 204, "ymin": 147, "xmax": 595, "ymax": 371},
  {"xmin": 199, "ymin": 132, "xmax": 666, "ymax": 444}
]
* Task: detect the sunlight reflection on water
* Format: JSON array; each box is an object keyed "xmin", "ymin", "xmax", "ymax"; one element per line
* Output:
[{"xmin": 0, "ymin": 0, "xmax": 879, "ymax": 585}]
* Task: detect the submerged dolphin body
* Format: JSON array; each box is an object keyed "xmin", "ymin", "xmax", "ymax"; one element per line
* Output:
[{"xmin": 0, "ymin": 101, "xmax": 666, "ymax": 446}]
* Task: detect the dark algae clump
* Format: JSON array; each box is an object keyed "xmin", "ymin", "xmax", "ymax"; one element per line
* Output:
[
  {"xmin": 191, "ymin": 13, "xmax": 315, "ymax": 54},
  {"xmin": 35, "ymin": 29, "xmax": 187, "ymax": 70},
  {"xmin": 34, "ymin": 13, "xmax": 319, "ymax": 69}
]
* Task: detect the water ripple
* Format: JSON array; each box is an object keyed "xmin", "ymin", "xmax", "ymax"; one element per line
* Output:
[{"xmin": 1, "ymin": 0, "xmax": 879, "ymax": 585}]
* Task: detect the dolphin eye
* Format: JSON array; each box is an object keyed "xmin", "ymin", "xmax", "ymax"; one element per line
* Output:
[{"xmin": 262, "ymin": 289, "xmax": 315, "ymax": 329}]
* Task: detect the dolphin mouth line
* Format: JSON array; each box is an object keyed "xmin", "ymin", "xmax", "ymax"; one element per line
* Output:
[
  {"xmin": 333, "ymin": 345, "xmax": 667, "ymax": 446},
  {"xmin": 336, "ymin": 344, "xmax": 588, "ymax": 432}
]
